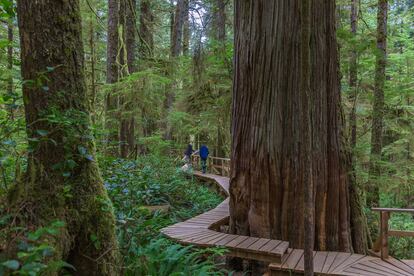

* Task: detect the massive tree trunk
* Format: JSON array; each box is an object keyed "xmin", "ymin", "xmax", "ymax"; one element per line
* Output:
[
  {"xmin": 7, "ymin": 12, "xmax": 14, "ymax": 119},
  {"xmin": 349, "ymin": 0, "xmax": 358, "ymax": 149},
  {"xmin": 15, "ymin": 0, "xmax": 120, "ymax": 274},
  {"xmin": 230, "ymin": 0, "xmax": 365, "ymax": 254},
  {"xmin": 367, "ymin": 0, "xmax": 388, "ymax": 208},
  {"xmin": 300, "ymin": 1, "xmax": 314, "ymax": 275}
]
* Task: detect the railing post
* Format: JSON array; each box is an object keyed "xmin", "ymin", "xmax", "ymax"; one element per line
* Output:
[{"xmin": 380, "ymin": 211, "xmax": 390, "ymax": 259}]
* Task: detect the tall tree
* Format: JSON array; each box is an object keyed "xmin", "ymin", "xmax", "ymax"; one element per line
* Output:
[
  {"xmin": 182, "ymin": 0, "xmax": 190, "ymax": 55},
  {"xmin": 15, "ymin": 0, "xmax": 119, "ymax": 274},
  {"xmin": 138, "ymin": 0, "xmax": 154, "ymax": 60},
  {"xmin": 230, "ymin": 0, "xmax": 366, "ymax": 258},
  {"xmin": 120, "ymin": 0, "xmax": 137, "ymax": 158},
  {"xmin": 347, "ymin": 0, "xmax": 372, "ymax": 253},
  {"xmin": 301, "ymin": 1, "xmax": 314, "ymax": 275},
  {"xmin": 367, "ymin": 0, "xmax": 388, "ymax": 208},
  {"xmin": 105, "ymin": 0, "xmax": 120, "ymax": 153},
  {"xmin": 164, "ymin": 0, "xmax": 186, "ymax": 140}
]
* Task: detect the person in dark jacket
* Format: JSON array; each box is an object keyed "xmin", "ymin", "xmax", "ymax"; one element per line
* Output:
[
  {"xmin": 199, "ymin": 144, "xmax": 209, "ymax": 173},
  {"xmin": 183, "ymin": 144, "xmax": 194, "ymax": 164}
]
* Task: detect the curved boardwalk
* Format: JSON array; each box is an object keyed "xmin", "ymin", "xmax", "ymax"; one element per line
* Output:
[{"xmin": 161, "ymin": 172, "xmax": 414, "ymax": 276}]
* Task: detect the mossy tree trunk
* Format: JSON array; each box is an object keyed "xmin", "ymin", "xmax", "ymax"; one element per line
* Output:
[
  {"xmin": 15, "ymin": 0, "xmax": 120, "ymax": 274},
  {"xmin": 230, "ymin": 0, "xmax": 368, "ymax": 256},
  {"xmin": 367, "ymin": 0, "xmax": 388, "ymax": 208}
]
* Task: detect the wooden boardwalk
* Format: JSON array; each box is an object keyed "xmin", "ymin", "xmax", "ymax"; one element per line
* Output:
[{"xmin": 160, "ymin": 171, "xmax": 414, "ymax": 275}]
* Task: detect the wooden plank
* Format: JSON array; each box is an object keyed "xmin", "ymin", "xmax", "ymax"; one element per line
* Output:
[
  {"xmin": 384, "ymin": 257, "xmax": 414, "ymax": 275},
  {"xmin": 206, "ymin": 233, "xmax": 229, "ymax": 245},
  {"xmin": 260, "ymin": 239, "xmax": 282, "ymax": 253},
  {"xmin": 328, "ymin": 252, "xmax": 352, "ymax": 273},
  {"xmin": 330, "ymin": 254, "xmax": 366, "ymax": 274},
  {"xmin": 372, "ymin": 207, "xmax": 414, "ymax": 213},
  {"xmin": 321, "ymin": 251, "xmax": 338, "ymax": 273},
  {"xmin": 237, "ymin": 237, "xmax": 260, "ymax": 249},
  {"xmin": 191, "ymin": 232, "xmax": 223, "ymax": 244},
  {"xmin": 355, "ymin": 260, "xmax": 409, "ymax": 276},
  {"xmin": 226, "ymin": 235, "xmax": 250, "ymax": 248},
  {"xmin": 247, "ymin": 238, "xmax": 271, "ymax": 251},
  {"xmin": 281, "ymin": 249, "xmax": 303, "ymax": 269},
  {"xmin": 388, "ymin": 230, "xmax": 414, "ymax": 237},
  {"xmin": 195, "ymin": 233, "xmax": 227, "ymax": 246},
  {"xmin": 270, "ymin": 241, "xmax": 289, "ymax": 256},
  {"xmin": 313, "ymin": 251, "xmax": 328, "ymax": 273},
  {"xmin": 295, "ymin": 251, "xmax": 316, "ymax": 271},
  {"xmin": 402, "ymin": 260, "xmax": 414, "ymax": 270},
  {"xmin": 344, "ymin": 266, "xmax": 390, "ymax": 276},
  {"xmin": 370, "ymin": 259, "xmax": 414, "ymax": 276},
  {"xmin": 380, "ymin": 211, "xmax": 390, "ymax": 259},
  {"xmin": 215, "ymin": 234, "xmax": 239, "ymax": 246}
]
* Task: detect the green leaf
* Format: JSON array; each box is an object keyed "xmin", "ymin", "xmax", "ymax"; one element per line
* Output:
[
  {"xmin": 36, "ymin": 130, "xmax": 48, "ymax": 136},
  {"xmin": 2, "ymin": 260, "xmax": 19, "ymax": 270}
]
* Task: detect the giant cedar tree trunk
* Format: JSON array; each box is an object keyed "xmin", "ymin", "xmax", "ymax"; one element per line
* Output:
[
  {"xmin": 182, "ymin": 0, "xmax": 190, "ymax": 55},
  {"xmin": 230, "ymin": 0, "xmax": 365, "ymax": 253},
  {"xmin": 15, "ymin": 0, "xmax": 120, "ymax": 274},
  {"xmin": 367, "ymin": 0, "xmax": 388, "ymax": 208}
]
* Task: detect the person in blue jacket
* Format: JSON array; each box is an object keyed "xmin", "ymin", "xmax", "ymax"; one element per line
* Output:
[{"xmin": 199, "ymin": 144, "xmax": 209, "ymax": 173}]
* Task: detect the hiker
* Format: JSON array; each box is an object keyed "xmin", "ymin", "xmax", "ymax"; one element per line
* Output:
[
  {"xmin": 199, "ymin": 144, "xmax": 209, "ymax": 173},
  {"xmin": 182, "ymin": 144, "xmax": 194, "ymax": 164}
]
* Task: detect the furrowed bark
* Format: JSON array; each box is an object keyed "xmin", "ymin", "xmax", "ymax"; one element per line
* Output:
[{"xmin": 14, "ymin": 0, "xmax": 120, "ymax": 274}]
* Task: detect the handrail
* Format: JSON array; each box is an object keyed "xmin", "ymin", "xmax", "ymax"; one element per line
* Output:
[
  {"xmin": 191, "ymin": 155, "xmax": 231, "ymax": 177},
  {"xmin": 372, "ymin": 208, "xmax": 414, "ymax": 259}
]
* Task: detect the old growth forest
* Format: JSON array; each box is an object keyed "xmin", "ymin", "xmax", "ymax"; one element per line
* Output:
[{"xmin": 0, "ymin": 0, "xmax": 414, "ymax": 275}]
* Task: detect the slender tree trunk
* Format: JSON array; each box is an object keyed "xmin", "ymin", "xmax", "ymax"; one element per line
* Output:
[
  {"xmin": 14, "ymin": 0, "xmax": 120, "ymax": 274},
  {"xmin": 139, "ymin": 0, "xmax": 154, "ymax": 60},
  {"xmin": 89, "ymin": 20, "xmax": 97, "ymax": 121},
  {"xmin": 367, "ymin": 0, "xmax": 388, "ymax": 208},
  {"xmin": 349, "ymin": 0, "xmax": 358, "ymax": 149},
  {"xmin": 216, "ymin": 0, "xmax": 226, "ymax": 42},
  {"xmin": 106, "ymin": 0, "xmax": 120, "ymax": 153},
  {"xmin": 183, "ymin": 0, "xmax": 190, "ymax": 55},
  {"xmin": 301, "ymin": 1, "xmax": 314, "ymax": 275},
  {"xmin": 120, "ymin": 0, "xmax": 137, "ymax": 158},
  {"xmin": 347, "ymin": 0, "xmax": 372, "ymax": 253},
  {"xmin": 164, "ymin": 0, "xmax": 186, "ymax": 140},
  {"xmin": 7, "ymin": 9, "xmax": 14, "ymax": 119},
  {"xmin": 230, "ymin": 0, "xmax": 362, "ymax": 258}
]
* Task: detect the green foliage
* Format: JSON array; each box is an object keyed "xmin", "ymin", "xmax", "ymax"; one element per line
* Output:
[
  {"xmin": 129, "ymin": 238, "xmax": 228, "ymax": 276},
  {"xmin": 99, "ymin": 155, "xmax": 225, "ymax": 275},
  {"xmin": 0, "ymin": 220, "xmax": 75, "ymax": 276}
]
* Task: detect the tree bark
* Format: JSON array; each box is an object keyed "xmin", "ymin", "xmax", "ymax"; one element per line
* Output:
[
  {"xmin": 301, "ymin": 1, "xmax": 314, "ymax": 275},
  {"xmin": 120, "ymin": 0, "xmax": 137, "ymax": 158},
  {"xmin": 215, "ymin": 0, "xmax": 226, "ymax": 42},
  {"xmin": 230, "ymin": 0, "xmax": 360, "ymax": 254},
  {"xmin": 164, "ymin": 0, "xmax": 186, "ymax": 140},
  {"xmin": 7, "ymin": 13, "xmax": 14, "ymax": 119},
  {"xmin": 139, "ymin": 0, "xmax": 154, "ymax": 60},
  {"xmin": 106, "ymin": 0, "xmax": 120, "ymax": 153},
  {"xmin": 15, "ymin": 0, "xmax": 120, "ymax": 274},
  {"xmin": 347, "ymin": 0, "xmax": 371, "ymax": 254},
  {"xmin": 182, "ymin": 0, "xmax": 190, "ymax": 55},
  {"xmin": 367, "ymin": 0, "xmax": 388, "ymax": 208}
]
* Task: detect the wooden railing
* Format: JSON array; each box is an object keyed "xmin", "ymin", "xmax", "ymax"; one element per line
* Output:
[
  {"xmin": 371, "ymin": 207, "xmax": 414, "ymax": 259},
  {"xmin": 191, "ymin": 155, "xmax": 231, "ymax": 176}
]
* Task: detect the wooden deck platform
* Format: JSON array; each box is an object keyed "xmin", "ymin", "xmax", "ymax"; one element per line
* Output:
[{"xmin": 160, "ymin": 171, "xmax": 414, "ymax": 275}]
